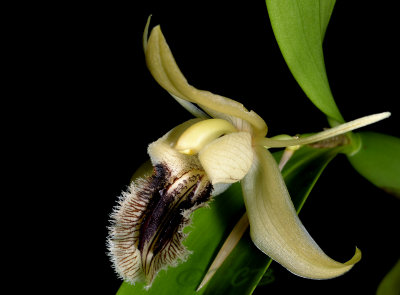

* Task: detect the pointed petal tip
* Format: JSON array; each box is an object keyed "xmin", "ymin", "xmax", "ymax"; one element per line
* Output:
[
  {"xmin": 344, "ymin": 247, "xmax": 362, "ymax": 266},
  {"xmin": 368, "ymin": 111, "xmax": 391, "ymax": 123},
  {"xmin": 285, "ymin": 246, "xmax": 362, "ymax": 280},
  {"xmin": 242, "ymin": 147, "xmax": 362, "ymax": 280},
  {"xmin": 143, "ymin": 15, "xmax": 153, "ymax": 52}
]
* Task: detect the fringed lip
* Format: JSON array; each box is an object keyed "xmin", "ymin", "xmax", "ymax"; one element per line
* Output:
[
  {"xmin": 108, "ymin": 123, "xmax": 215, "ymax": 286},
  {"xmin": 108, "ymin": 162, "xmax": 213, "ymax": 286}
]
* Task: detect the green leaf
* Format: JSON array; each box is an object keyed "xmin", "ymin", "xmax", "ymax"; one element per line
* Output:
[
  {"xmin": 319, "ymin": 0, "xmax": 336, "ymax": 39},
  {"xmin": 281, "ymin": 145, "xmax": 342, "ymax": 213},
  {"xmin": 376, "ymin": 259, "xmax": 400, "ymax": 295},
  {"xmin": 201, "ymin": 146, "xmax": 341, "ymax": 294},
  {"xmin": 347, "ymin": 132, "xmax": 400, "ymax": 197},
  {"xmin": 257, "ymin": 268, "xmax": 275, "ymax": 286},
  {"xmin": 265, "ymin": 0, "xmax": 343, "ymax": 122}
]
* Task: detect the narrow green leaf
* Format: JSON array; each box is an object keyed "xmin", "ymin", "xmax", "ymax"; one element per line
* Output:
[
  {"xmin": 347, "ymin": 132, "xmax": 400, "ymax": 197},
  {"xmin": 376, "ymin": 259, "xmax": 400, "ymax": 295},
  {"xmin": 265, "ymin": 0, "xmax": 343, "ymax": 122},
  {"xmin": 201, "ymin": 146, "xmax": 341, "ymax": 294}
]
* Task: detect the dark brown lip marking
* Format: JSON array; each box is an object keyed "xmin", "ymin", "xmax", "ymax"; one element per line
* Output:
[
  {"xmin": 139, "ymin": 165, "xmax": 212, "ymax": 278},
  {"xmin": 108, "ymin": 162, "xmax": 213, "ymax": 285}
]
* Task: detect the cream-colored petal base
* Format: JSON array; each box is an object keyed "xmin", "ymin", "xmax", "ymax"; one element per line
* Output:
[
  {"xmin": 199, "ymin": 132, "xmax": 253, "ymax": 184},
  {"xmin": 175, "ymin": 119, "xmax": 237, "ymax": 155},
  {"xmin": 148, "ymin": 119, "xmax": 204, "ymax": 178},
  {"xmin": 242, "ymin": 145, "xmax": 361, "ymax": 279}
]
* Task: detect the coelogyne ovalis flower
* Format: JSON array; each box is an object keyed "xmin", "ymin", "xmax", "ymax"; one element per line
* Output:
[{"xmin": 107, "ymin": 18, "xmax": 390, "ymax": 287}]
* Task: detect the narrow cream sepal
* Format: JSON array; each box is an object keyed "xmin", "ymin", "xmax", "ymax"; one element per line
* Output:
[
  {"xmin": 145, "ymin": 25, "xmax": 268, "ymax": 136},
  {"xmin": 260, "ymin": 112, "xmax": 391, "ymax": 148}
]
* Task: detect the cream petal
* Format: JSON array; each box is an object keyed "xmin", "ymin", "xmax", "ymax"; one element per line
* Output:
[
  {"xmin": 198, "ymin": 132, "xmax": 253, "ymax": 184},
  {"xmin": 241, "ymin": 145, "xmax": 361, "ymax": 279},
  {"xmin": 145, "ymin": 25, "xmax": 268, "ymax": 136}
]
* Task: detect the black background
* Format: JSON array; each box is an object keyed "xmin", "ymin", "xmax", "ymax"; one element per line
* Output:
[{"xmin": 20, "ymin": 1, "xmax": 399, "ymax": 294}]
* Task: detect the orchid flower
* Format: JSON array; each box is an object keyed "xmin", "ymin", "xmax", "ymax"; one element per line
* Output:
[{"xmin": 108, "ymin": 20, "xmax": 390, "ymax": 287}]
